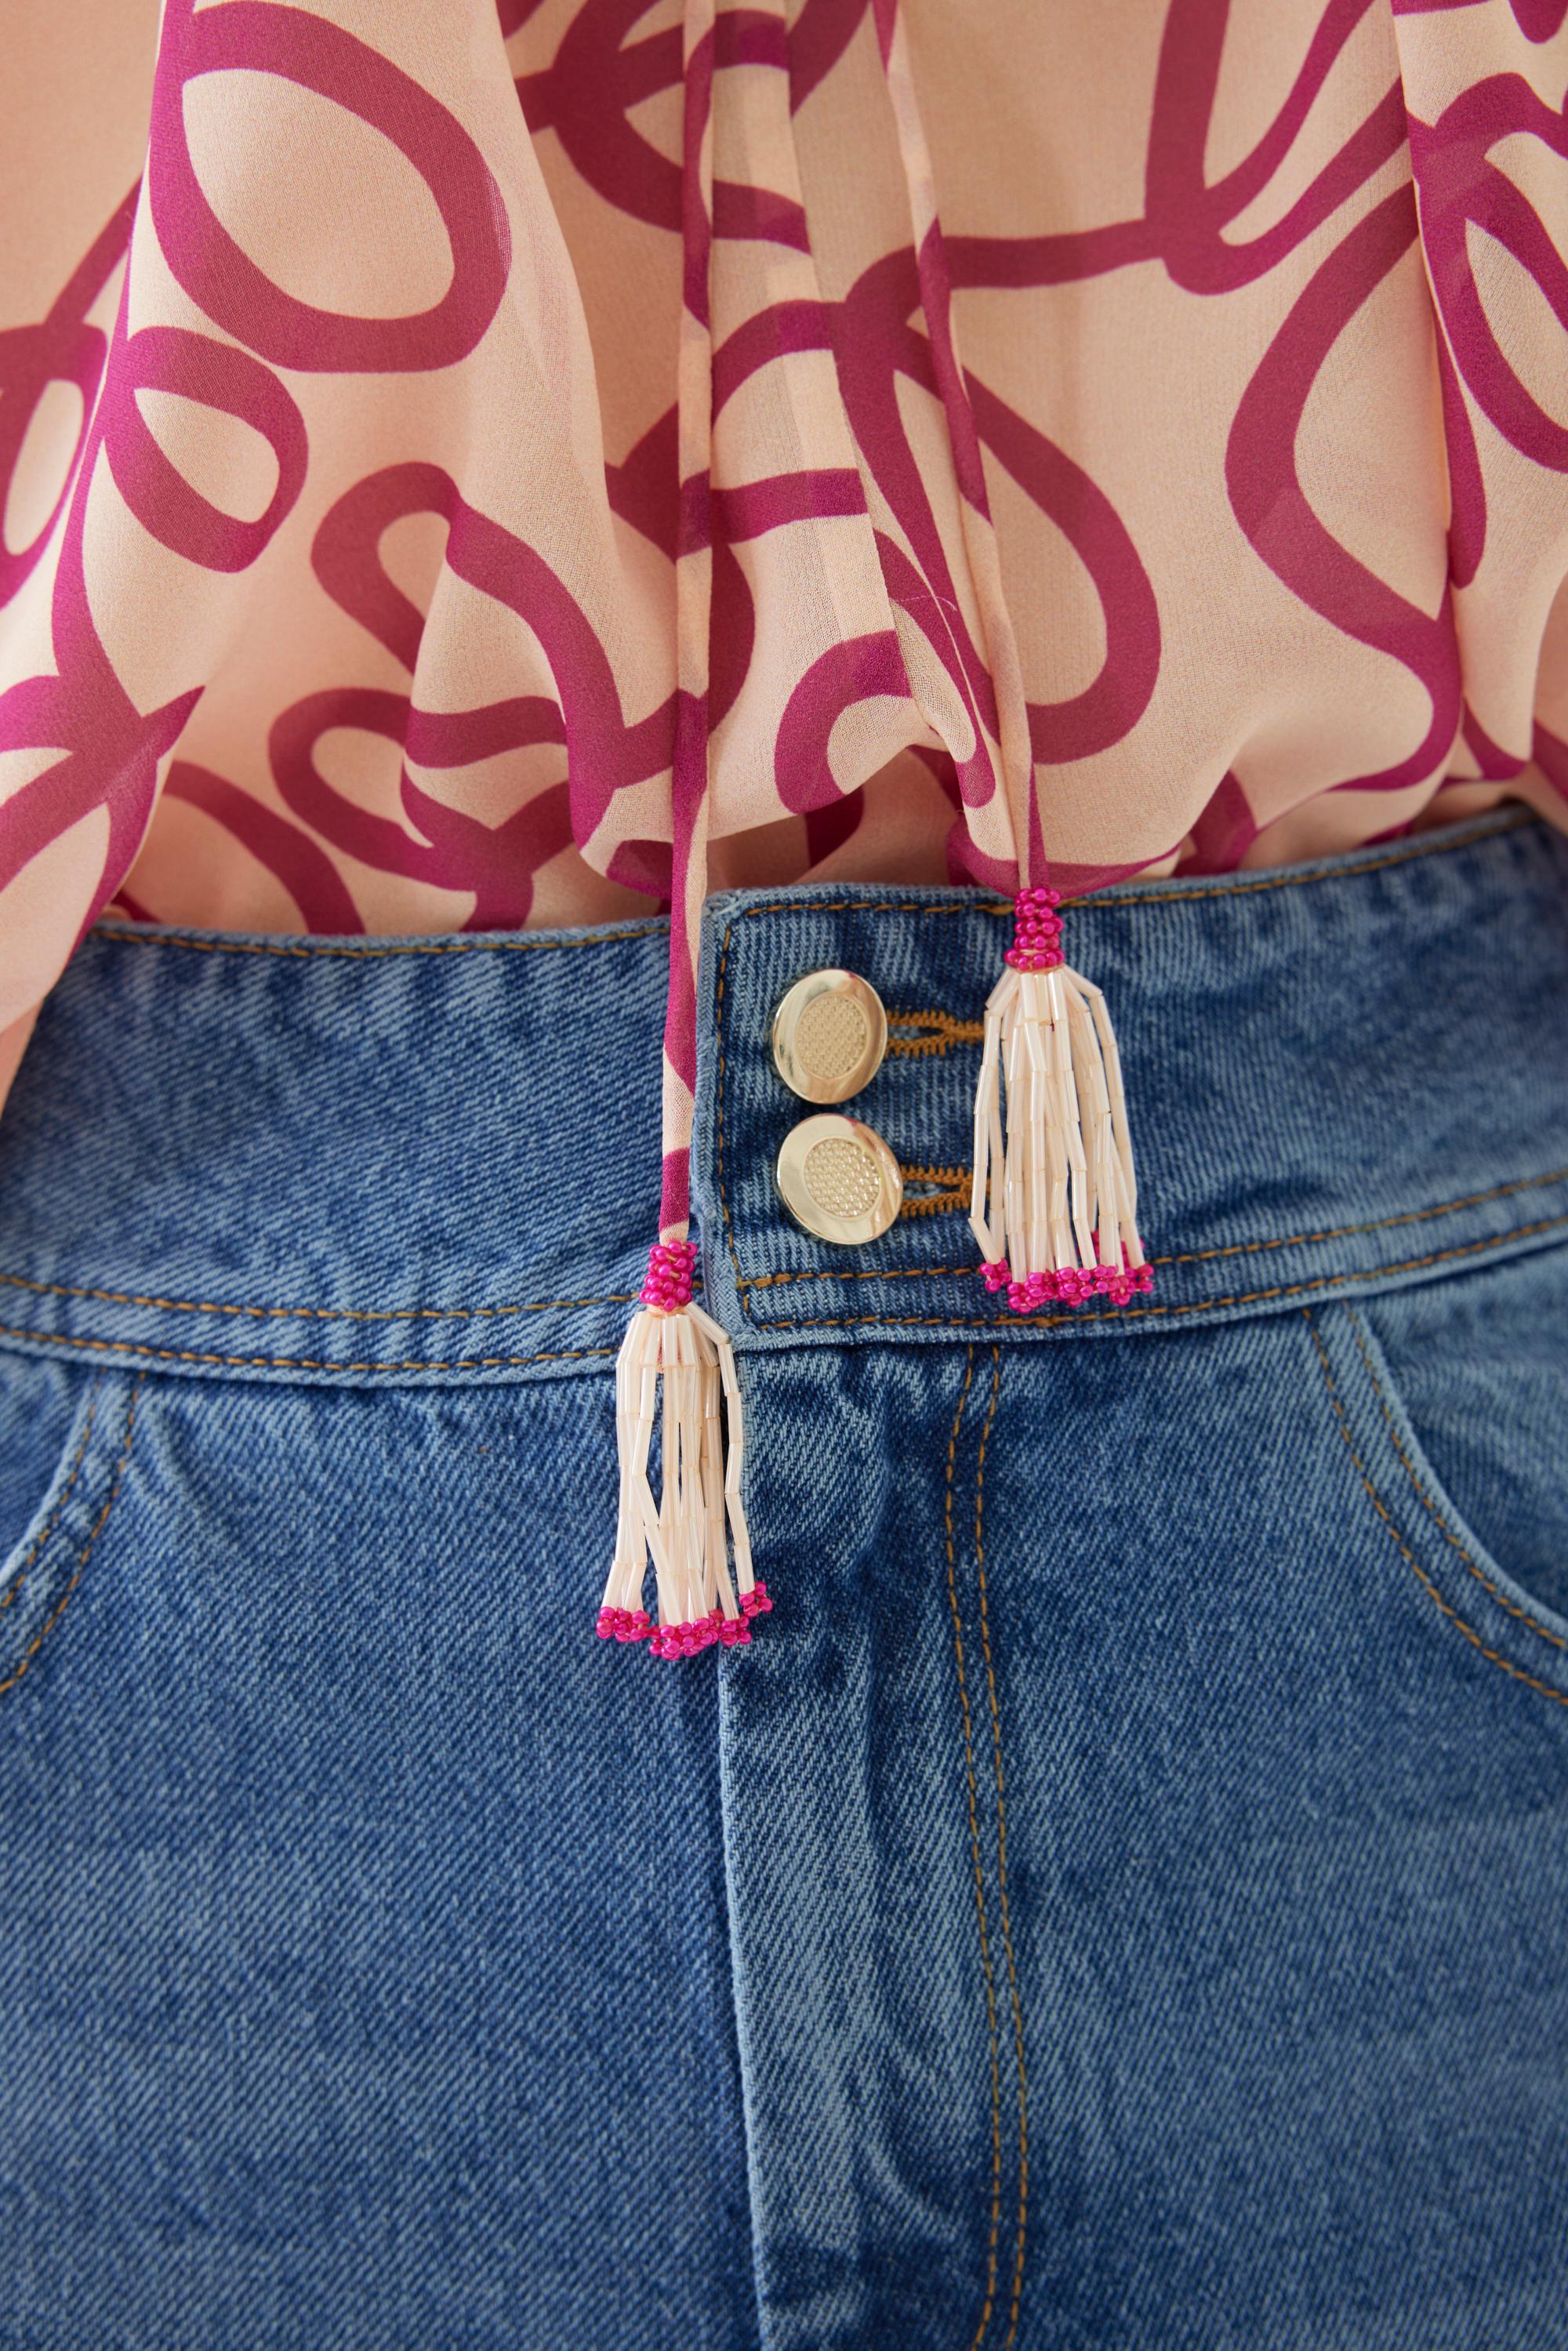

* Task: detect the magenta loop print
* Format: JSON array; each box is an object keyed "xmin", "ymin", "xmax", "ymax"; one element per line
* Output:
[
  {"xmin": 0, "ymin": 0, "xmax": 1566, "ymax": 1049},
  {"xmin": 102, "ymin": 327, "xmax": 308, "ymax": 573},
  {"xmin": 147, "ymin": 0, "xmax": 512, "ymax": 375}
]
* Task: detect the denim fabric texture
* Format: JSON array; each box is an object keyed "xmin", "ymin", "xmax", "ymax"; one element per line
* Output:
[{"xmin": 0, "ymin": 809, "xmax": 1565, "ymax": 2349}]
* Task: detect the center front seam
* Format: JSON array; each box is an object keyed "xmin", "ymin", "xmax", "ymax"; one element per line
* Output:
[{"xmin": 942, "ymin": 1347, "xmax": 1029, "ymax": 2351}]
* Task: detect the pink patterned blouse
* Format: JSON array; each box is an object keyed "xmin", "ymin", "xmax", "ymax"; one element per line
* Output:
[{"xmin": 3, "ymin": 0, "xmax": 1568, "ymax": 1195}]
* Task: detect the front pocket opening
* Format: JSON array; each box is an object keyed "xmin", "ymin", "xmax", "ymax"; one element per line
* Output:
[
  {"xmin": 0, "ymin": 1370, "xmax": 142, "ymax": 1702},
  {"xmin": 1305, "ymin": 1300, "xmax": 1568, "ymax": 1713}
]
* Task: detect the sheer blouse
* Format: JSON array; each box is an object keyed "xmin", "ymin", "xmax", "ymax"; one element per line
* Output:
[{"xmin": 2, "ymin": 0, "xmax": 1567, "ymax": 1133}]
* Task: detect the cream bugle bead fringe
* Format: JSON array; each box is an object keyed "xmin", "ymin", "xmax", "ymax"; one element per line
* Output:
[
  {"xmin": 598, "ymin": 1243, "xmax": 770, "ymax": 1660},
  {"xmin": 970, "ymin": 888, "xmax": 1153, "ymax": 1314}
]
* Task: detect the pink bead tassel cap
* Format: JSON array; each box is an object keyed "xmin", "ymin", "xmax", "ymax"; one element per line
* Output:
[
  {"xmin": 597, "ymin": 1243, "xmax": 770, "ymax": 1661},
  {"xmin": 970, "ymin": 891, "xmax": 1153, "ymax": 1315}
]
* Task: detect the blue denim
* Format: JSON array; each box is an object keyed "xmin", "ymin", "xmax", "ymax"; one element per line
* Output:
[{"xmin": 0, "ymin": 807, "xmax": 1565, "ymax": 2349}]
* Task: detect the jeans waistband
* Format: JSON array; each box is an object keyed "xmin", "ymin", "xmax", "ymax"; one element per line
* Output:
[{"xmin": 0, "ymin": 810, "xmax": 1563, "ymax": 1388}]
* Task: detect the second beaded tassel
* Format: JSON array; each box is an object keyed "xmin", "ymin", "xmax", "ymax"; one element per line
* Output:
[{"xmin": 970, "ymin": 889, "xmax": 1153, "ymax": 1314}]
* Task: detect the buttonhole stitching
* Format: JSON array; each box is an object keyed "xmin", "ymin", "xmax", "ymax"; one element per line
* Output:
[
  {"xmin": 887, "ymin": 1010, "xmax": 985, "ymax": 1058},
  {"xmin": 899, "ymin": 1163, "xmax": 972, "ymax": 1221}
]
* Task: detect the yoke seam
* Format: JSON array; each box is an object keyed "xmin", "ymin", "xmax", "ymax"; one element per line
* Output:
[
  {"xmin": 0, "ymin": 1324, "xmax": 619, "ymax": 1375},
  {"xmin": 0, "ymin": 1270, "xmax": 637, "ymax": 1326},
  {"xmin": 2, "ymin": 1166, "xmax": 1554, "ymax": 1332},
  {"xmin": 733, "ymin": 1216, "xmax": 1568, "ymax": 1331},
  {"xmin": 735, "ymin": 1166, "xmax": 1568, "ymax": 1292},
  {"xmin": 0, "ymin": 1220, "xmax": 1560, "ymax": 1366},
  {"xmin": 1305, "ymin": 1313, "xmax": 1568, "ymax": 1711}
]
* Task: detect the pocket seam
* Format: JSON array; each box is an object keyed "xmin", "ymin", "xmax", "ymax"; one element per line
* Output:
[
  {"xmin": 0, "ymin": 1378, "xmax": 102, "ymax": 1619},
  {"xmin": 1305, "ymin": 1309, "xmax": 1568, "ymax": 1712},
  {"xmin": 1348, "ymin": 1308, "xmax": 1568, "ymax": 1656},
  {"xmin": 0, "ymin": 1374, "xmax": 143, "ymax": 1701}
]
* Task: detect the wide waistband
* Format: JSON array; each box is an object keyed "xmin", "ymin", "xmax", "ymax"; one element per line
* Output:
[{"xmin": 0, "ymin": 811, "xmax": 1564, "ymax": 1388}]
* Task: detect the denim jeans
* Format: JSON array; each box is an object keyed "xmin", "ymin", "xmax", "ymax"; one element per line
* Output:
[{"xmin": 0, "ymin": 808, "xmax": 1565, "ymax": 2350}]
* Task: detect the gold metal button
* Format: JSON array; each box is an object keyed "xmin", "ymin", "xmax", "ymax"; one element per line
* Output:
[
  {"xmin": 771, "ymin": 970, "xmax": 887, "ymax": 1104},
  {"xmin": 775, "ymin": 1114, "xmax": 902, "ymax": 1245}
]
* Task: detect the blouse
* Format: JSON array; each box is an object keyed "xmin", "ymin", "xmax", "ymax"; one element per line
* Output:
[{"xmin": 2, "ymin": 0, "xmax": 1566, "ymax": 1164}]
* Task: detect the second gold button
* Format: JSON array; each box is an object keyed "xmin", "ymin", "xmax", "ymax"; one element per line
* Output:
[{"xmin": 775, "ymin": 1114, "xmax": 902, "ymax": 1244}]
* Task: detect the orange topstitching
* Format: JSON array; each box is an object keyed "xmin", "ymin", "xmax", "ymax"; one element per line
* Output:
[
  {"xmin": 0, "ymin": 1376, "xmax": 143, "ymax": 1701},
  {"xmin": 1305, "ymin": 1313, "xmax": 1568, "ymax": 1711},
  {"xmin": 1347, "ymin": 1308, "xmax": 1568, "ymax": 1654},
  {"xmin": 940, "ymin": 1351, "xmax": 1007, "ymax": 2351}
]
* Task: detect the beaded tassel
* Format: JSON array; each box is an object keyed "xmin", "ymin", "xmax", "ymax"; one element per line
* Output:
[
  {"xmin": 598, "ymin": 1243, "xmax": 771, "ymax": 1660},
  {"xmin": 970, "ymin": 890, "xmax": 1152, "ymax": 1314},
  {"xmin": 593, "ymin": 3, "xmax": 774, "ymax": 1664}
]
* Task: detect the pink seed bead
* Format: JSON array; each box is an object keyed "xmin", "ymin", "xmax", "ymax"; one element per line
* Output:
[
  {"xmin": 1007, "ymin": 886, "xmax": 1066, "ymax": 969},
  {"xmin": 641, "ymin": 1239, "xmax": 697, "ymax": 1309}
]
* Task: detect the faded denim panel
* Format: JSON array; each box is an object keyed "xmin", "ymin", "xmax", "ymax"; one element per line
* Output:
[
  {"xmin": 0, "ymin": 811, "xmax": 1564, "ymax": 2348},
  {"xmin": 0, "ymin": 1369, "xmax": 757, "ymax": 2351},
  {"xmin": 720, "ymin": 1317, "xmax": 1568, "ymax": 2350}
]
